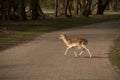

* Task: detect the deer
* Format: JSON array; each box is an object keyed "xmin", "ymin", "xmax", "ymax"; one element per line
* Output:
[{"xmin": 59, "ymin": 34, "xmax": 92, "ymax": 58}]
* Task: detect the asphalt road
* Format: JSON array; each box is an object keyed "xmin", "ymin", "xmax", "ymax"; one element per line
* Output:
[{"xmin": 0, "ymin": 20, "xmax": 120, "ymax": 80}]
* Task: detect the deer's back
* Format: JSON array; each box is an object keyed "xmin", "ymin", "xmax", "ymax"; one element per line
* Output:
[{"xmin": 67, "ymin": 38, "xmax": 88, "ymax": 45}]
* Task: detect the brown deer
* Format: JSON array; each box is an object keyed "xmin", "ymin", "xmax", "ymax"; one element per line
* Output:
[{"xmin": 59, "ymin": 34, "xmax": 92, "ymax": 58}]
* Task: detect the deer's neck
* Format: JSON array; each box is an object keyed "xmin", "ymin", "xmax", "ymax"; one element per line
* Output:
[{"xmin": 62, "ymin": 37, "xmax": 69, "ymax": 46}]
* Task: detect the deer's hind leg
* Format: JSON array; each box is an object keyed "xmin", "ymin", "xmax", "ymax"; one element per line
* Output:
[
  {"xmin": 72, "ymin": 47, "xmax": 78, "ymax": 57},
  {"xmin": 79, "ymin": 50, "xmax": 84, "ymax": 56},
  {"xmin": 77, "ymin": 46, "xmax": 84, "ymax": 56}
]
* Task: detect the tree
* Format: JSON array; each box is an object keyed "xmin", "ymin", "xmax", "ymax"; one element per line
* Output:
[
  {"xmin": 0, "ymin": 0, "xmax": 45, "ymax": 21},
  {"xmin": 55, "ymin": 0, "xmax": 59, "ymax": 17},
  {"xmin": 20, "ymin": 0, "xmax": 27, "ymax": 20},
  {"xmin": 0, "ymin": 0, "xmax": 5, "ymax": 21},
  {"xmin": 31, "ymin": 0, "xmax": 44, "ymax": 20},
  {"xmin": 55, "ymin": 0, "xmax": 72, "ymax": 17},
  {"xmin": 81, "ymin": 0, "xmax": 92, "ymax": 17},
  {"xmin": 78, "ymin": 0, "xmax": 92, "ymax": 17},
  {"xmin": 109, "ymin": 0, "xmax": 120, "ymax": 12},
  {"xmin": 54, "ymin": 0, "xmax": 93, "ymax": 17},
  {"xmin": 75, "ymin": 0, "xmax": 79, "ymax": 15},
  {"xmin": 65, "ymin": 0, "xmax": 72, "ymax": 17},
  {"xmin": 97, "ymin": 0, "xmax": 111, "ymax": 15}
]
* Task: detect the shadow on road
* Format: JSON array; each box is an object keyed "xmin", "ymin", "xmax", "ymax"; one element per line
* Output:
[
  {"xmin": 77, "ymin": 56, "xmax": 107, "ymax": 59},
  {"xmin": 0, "ymin": 77, "xmax": 22, "ymax": 80},
  {"xmin": 0, "ymin": 64, "xmax": 31, "ymax": 69}
]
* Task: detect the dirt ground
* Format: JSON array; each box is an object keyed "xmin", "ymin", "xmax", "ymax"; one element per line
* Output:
[{"xmin": 0, "ymin": 20, "xmax": 120, "ymax": 80}]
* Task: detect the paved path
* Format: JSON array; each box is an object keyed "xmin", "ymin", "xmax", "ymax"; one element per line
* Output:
[{"xmin": 0, "ymin": 20, "xmax": 120, "ymax": 80}]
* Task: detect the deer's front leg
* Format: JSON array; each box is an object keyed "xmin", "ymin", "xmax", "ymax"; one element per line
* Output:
[
  {"xmin": 82, "ymin": 46, "xmax": 92, "ymax": 58},
  {"xmin": 64, "ymin": 47, "xmax": 71, "ymax": 55}
]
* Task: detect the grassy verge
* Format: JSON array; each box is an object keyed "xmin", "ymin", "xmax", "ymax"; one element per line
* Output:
[
  {"xmin": 0, "ymin": 15, "xmax": 120, "ymax": 50},
  {"xmin": 108, "ymin": 35, "xmax": 120, "ymax": 73}
]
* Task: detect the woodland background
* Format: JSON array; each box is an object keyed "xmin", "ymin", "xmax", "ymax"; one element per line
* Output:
[{"xmin": 0, "ymin": 0, "xmax": 120, "ymax": 21}]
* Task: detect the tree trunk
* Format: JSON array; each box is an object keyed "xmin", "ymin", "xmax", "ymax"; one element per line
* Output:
[
  {"xmin": 38, "ymin": 3, "xmax": 45, "ymax": 17},
  {"xmin": 97, "ymin": 0, "xmax": 111, "ymax": 15},
  {"xmin": 13, "ymin": 0, "xmax": 21, "ymax": 21},
  {"xmin": 65, "ymin": 0, "xmax": 72, "ymax": 17},
  {"xmin": 31, "ymin": 0, "xmax": 44, "ymax": 20},
  {"xmin": 8, "ymin": 0, "xmax": 12, "ymax": 20},
  {"xmin": 65, "ymin": 0, "xmax": 69, "ymax": 16},
  {"xmin": 79, "ymin": 0, "xmax": 92, "ymax": 17},
  {"xmin": 1, "ymin": 0, "xmax": 5, "ymax": 21},
  {"xmin": 109, "ymin": 0, "xmax": 120, "ymax": 11},
  {"xmin": 55, "ymin": 0, "xmax": 59, "ymax": 17},
  {"xmin": 31, "ymin": 0, "xmax": 38, "ymax": 19},
  {"xmin": 21, "ymin": 0, "xmax": 27, "ymax": 20},
  {"xmin": 83, "ymin": 0, "xmax": 92, "ymax": 17},
  {"xmin": 75, "ymin": 0, "xmax": 79, "ymax": 15}
]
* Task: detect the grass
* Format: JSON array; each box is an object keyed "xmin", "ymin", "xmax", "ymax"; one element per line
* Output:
[
  {"xmin": 0, "ymin": 32, "xmax": 36, "ymax": 43},
  {"xmin": 108, "ymin": 35, "xmax": 120, "ymax": 73},
  {"xmin": 0, "ymin": 14, "xmax": 120, "ymax": 50}
]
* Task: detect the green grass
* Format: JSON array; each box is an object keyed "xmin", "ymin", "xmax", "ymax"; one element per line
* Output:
[
  {"xmin": 0, "ymin": 14, "xmax": 120, "ymax": 49},
  {"xmin": 108, "ymin": 35, "xmax": 120, "ymax": 73},
  {"xmin": 109, "ymin": 52, "xmax": 120, "ymax": 70},
  {"xmin": 0, "ymin": 32, "xmax": 36, "ymax": 43}
]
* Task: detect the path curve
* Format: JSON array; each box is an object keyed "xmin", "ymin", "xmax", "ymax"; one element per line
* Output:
[{"xmin": 0, "ymin": 20, "xmax": 120, "ymax": 80}]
